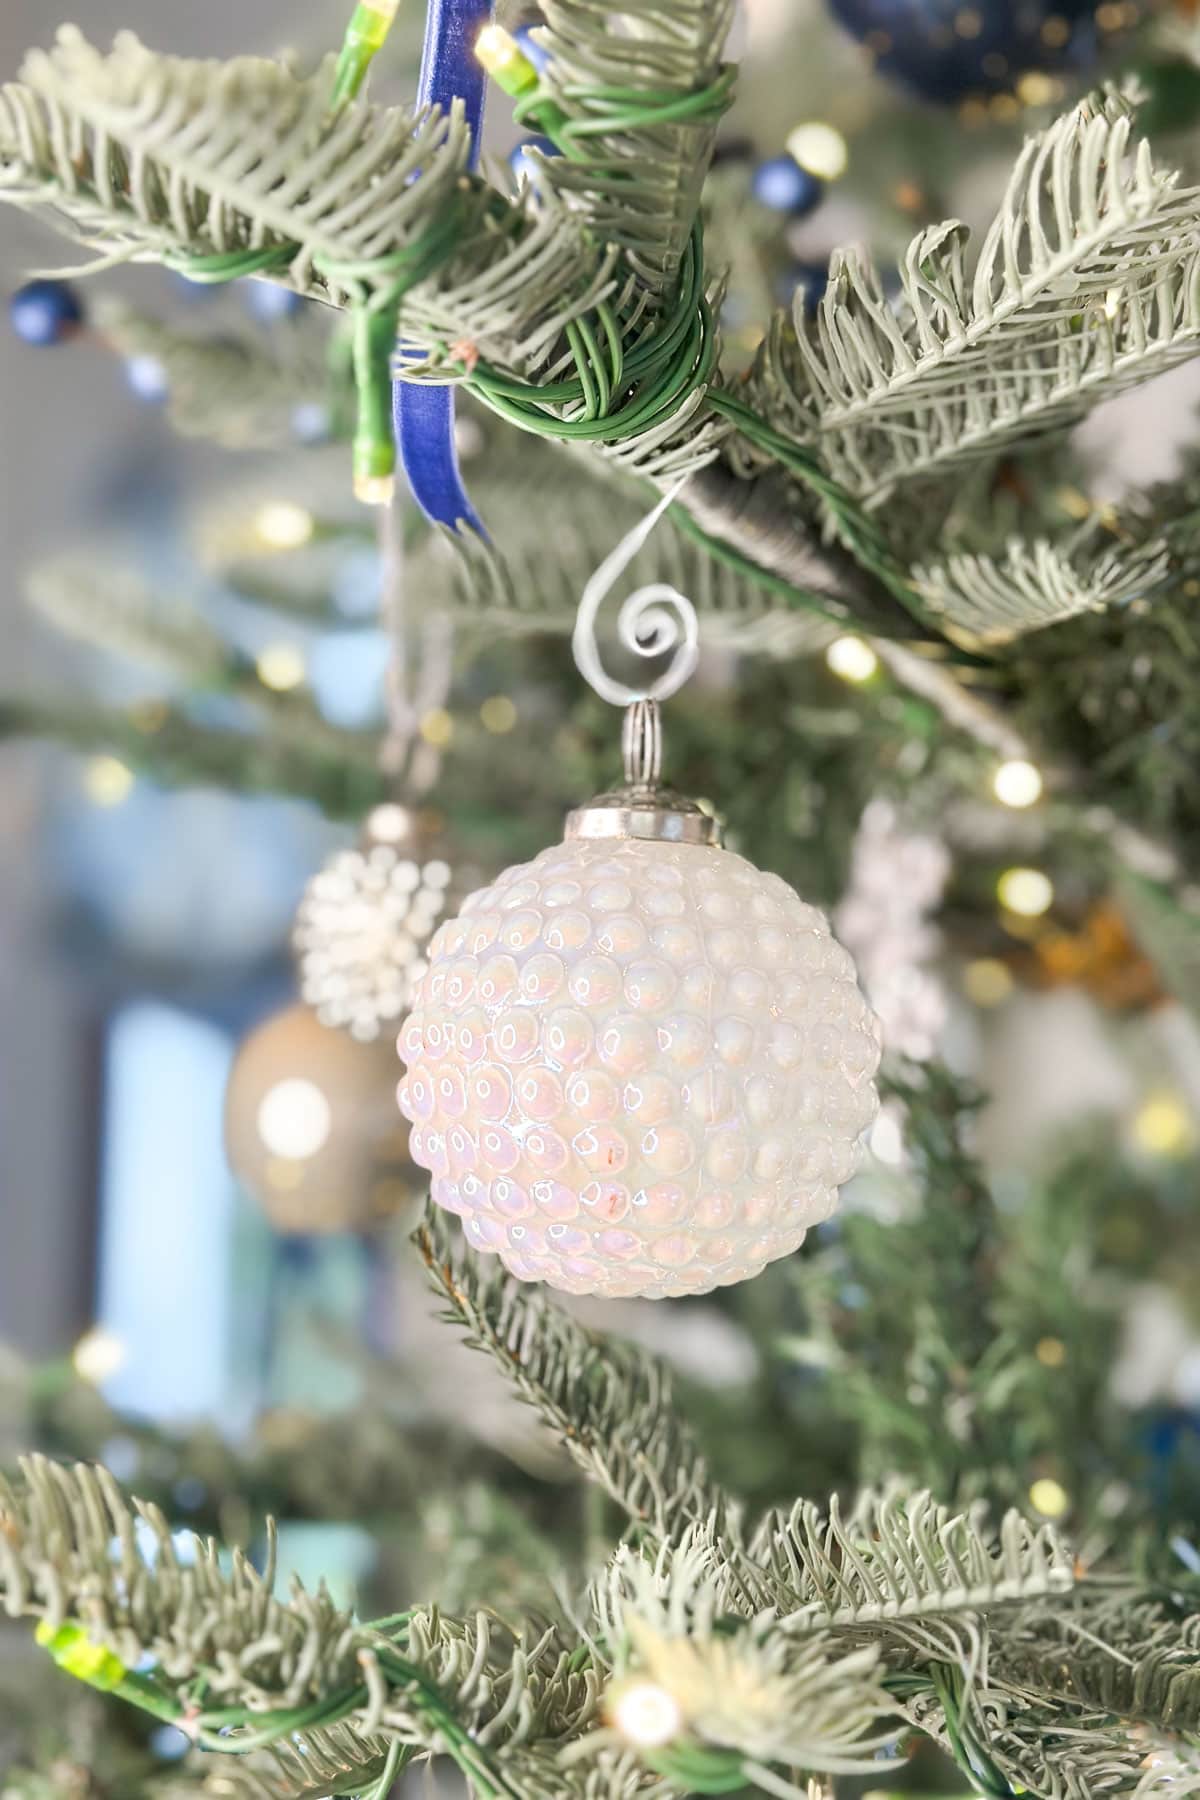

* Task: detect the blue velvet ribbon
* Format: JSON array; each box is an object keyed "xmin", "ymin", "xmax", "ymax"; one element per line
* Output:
[{"xmin": 394, "ymin": 0, "xmax": 494, "ymax": 534}]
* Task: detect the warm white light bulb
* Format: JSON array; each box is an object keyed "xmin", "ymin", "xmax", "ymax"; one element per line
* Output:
[
  {"xmin": 1132, "ymin": 1094, "xmax": 1193, "ymax": 1157},
  {"xmin": 997, "ymin": 867, "xmax": 1053, "ymax": 918},
  {"xmin": 256, "ymin": 1078, "xmax": 333, "ymax": 1160},
  {"xmin": 609, "ymin": 1680, "xmax": 683, "ymax": 1748},
  {"xmin": 256, "ymin": 644, "xmax": 307, "ymax": 692},
  {"xmin": 254, "ymin": 502, "xmax": 314, "ymax": 550},
  {"xmin": 992, "ymin": 759, "xmax": 1043, "ymax": 808},
  {"xmin": 825, "ymin": 636, "xmax": 878, "ymax": 683},
  {"xmin": 83, "ymin": 755, "xmax": 135, "ymax": 808},
  {"xmin": 1029, "ymin": 1477, "xmax": 1070, "ymax": 1520},
  {"xmin": 786, "ymin": 121, "xmax": 849, "ymax": 180},
  {"xmin": 73, "ymin": 1327, "xmax": 126, "ymax": 1385}
]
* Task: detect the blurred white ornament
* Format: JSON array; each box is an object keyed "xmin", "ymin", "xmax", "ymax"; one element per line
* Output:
[
  {"xmin": 835, "ymin": 798, "xmax": 950, "ymax": 1062},
  {"xmin": 399, "ymin": 700, "xmax": 880, "ymax": 1299},
  {"xmin": 293, "ymin": 804, "xmax": 462, "ymax": 1043},
  {"xmin": 226, "ymin": 1002, "xmax": 420, "ymax": 1234}
]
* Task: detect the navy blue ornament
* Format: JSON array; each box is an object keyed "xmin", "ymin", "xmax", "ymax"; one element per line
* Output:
[
  {"xmin": 509, "ymin": 133, "xmax": 561, "ymax": 181},
  {"xmin": 752, "ymin": 154, "xmax": 824, "ymax": 216},
  {"xmin": 243, "ymin": 280, "xmax": 305, "ymax": 323},
  {"xmin": 780, "ymin": 260, "xmax": 831, "ymax": 316},
  {"xmin": 9, "ymin": 278, "xmax": 85, "ymax": 346},
  {"xmin": 828, "ymin": 0, "xmax": 1138, "ymax": 102}
]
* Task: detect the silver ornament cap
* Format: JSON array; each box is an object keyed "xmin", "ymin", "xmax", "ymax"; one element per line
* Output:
[{"xmin": 566, "ymin": 699, "xmax": 721, "ymax": 848}]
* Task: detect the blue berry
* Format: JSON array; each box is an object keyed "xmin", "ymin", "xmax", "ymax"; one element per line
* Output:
[
  {"xmin": 752, "ymin": 155, "xmax": 824, "ymax": 217},
  {"xmin": 243, "ymin": 281, "xmax": 305, "ymax": 323},
  {"xmin": 779, "ymin": 261, "xmax": 830, "ymax": 315},
  {"xmin": 9, "ymin": 278, "xmax": 85, "ymax": 346}
]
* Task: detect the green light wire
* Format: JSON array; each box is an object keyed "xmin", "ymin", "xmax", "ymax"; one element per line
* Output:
[{"xmin": 513, "ymin": 64, "xmax": 736, "ymax": 148}]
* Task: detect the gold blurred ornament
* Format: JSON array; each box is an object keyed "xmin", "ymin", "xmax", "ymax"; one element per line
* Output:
[
  {"xmin": 293, "ymin": 804, "xmax": 466, "ymax": 1043},
  {"xmin": 1031, "ymin": 900, "xmax": 1162, "ymax": 1011},
  {"xmin": 225, "ymin": 1002, "xmax": 422, "ymax": 1233}
]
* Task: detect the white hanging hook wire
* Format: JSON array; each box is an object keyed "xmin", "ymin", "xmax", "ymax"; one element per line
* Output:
[{"xmin": 571, "ymin": 476, "xmax": 700, "ymax": 708}]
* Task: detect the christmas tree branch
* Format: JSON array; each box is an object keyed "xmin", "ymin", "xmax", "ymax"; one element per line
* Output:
[
  {"xmin": 93, "ymin": 296, "xmax": 340, "ymax": 451},
  {"xmin": 416, "ymin": 1211, "xmax": 725, "ymax": 1539},
  {"xmin": 754, "ymin": 91, "xmax": 1200, "ymax": 510},
  {"xmin": 0, "ymin": 695, "xmax": 386, "ymax": 818},
  {"xmin": 0, "ymin": 27, "xmax": 935, "ymax": 644}
]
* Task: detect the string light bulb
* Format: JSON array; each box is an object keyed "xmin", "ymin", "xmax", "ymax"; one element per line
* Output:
[
  {"xmin": 254, "ymin": 502, "xmax": 314, "ymax": 551},
  {"xmin": 420, "ymin": 707, "xmax": 454, "ymax": 747},
  {"xmin": 825, "ymin": 636, "xmax": 878, "ymax": 683},
  {"xmin": 992, "ymin": 758, "xmax": 1043, "ymax": 808},
  {"xmin": 1029, "ymin": 1477, "xmax": 1070, "ymax": 1520},
  {"xmin": 476, "ymin": 24, "xmax": 540, "ymax": 97},
  {"xmin": 256, "ymin": 643, "xmax": 307, "ymax": 692},
  {"xmin": 354, "ymin": 472, "xmax": 395, "ymax": 508},
  {"xmin": 785, "ymin": 121, "xmax": 849, "ymax": 180},
  {"xmin": 480, "ymin": 695, "xmax": 518, "ymax": 733},
  {"xmin": 83, "ymin": 755, "xmax": 135, "ymax": 808},
  {"xmin": 963, "ymin": 957, "xmax": 1013, "ymax": 1006},
  {"xmin": 997, "ymin": 867, "xmax": 1053, "ymax": 918},
  {"xmin": 1132, "ymin": 1093, "xmax": 1194, "ymax": 1158},
  {"xmin": 331, "ymin": 0, "xmax": 402, "ymax": 106},
  {"xmin": 73, "ymin": 1327, "xmax": 126, "ymax": 1385},
  {"xmin": 607, "ymin": 1680, "xmax": 683, "ymax": 1748}
]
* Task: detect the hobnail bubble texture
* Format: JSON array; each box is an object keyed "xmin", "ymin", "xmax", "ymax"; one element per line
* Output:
[{"xmin": 398, "ymin": 837, "xmax": 881, "ymax": 1299}]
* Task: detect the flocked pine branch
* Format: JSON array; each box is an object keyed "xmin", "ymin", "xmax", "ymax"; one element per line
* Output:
[
  {"xmin": 910, "ymin": 532, "xmax": 1172, "ymax": 645},
  {"xmin": 27, "ymin": 555, "xmax": 234, "ymax": 683},
  {"xmin": 1115, "ymin": 868, "xmax": 1200, "ymax": 1019},
  {"xmin": 24, "ymin": 556, "xmax": 363, "ymax": 763},
  {"xmin": 0, "ymin": 1456, "xmax": 601, "ymax": 1800},
  {"xmin": 93, "ymin": 295, "xmax": 340, "ymax": 450},
  {"xmin": 528, "ymin": 0, "xmax": 734, "ymax": 301},
  {"xmin": 417, "ymin": 1211, "xmax": 725, "ymax": 1539},
  {"xmin": 8, "ymin": 24, "xmax": 1200, "ymax": 657},
  {"xmin": 754, "ymin": 91, "xmax": 1200, "ymax": 507},
  {"xmin": 412, "ymin": 439, "xmax": 837, "ymax": 654},
  {"xmin": 0, "ymin": 694, "xmax": 386, "ymax": 818},
  {"xmin": 0, "ymin": 23, "xmax": 931, "ymax": 638},
  {"xmin": 0, "ymin": 30, "xmax": 473, "ymax": 305}
]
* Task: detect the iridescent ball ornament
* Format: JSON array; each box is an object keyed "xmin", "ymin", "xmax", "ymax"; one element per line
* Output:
[
  {"xmin": 293, "ymin": 804, "xmax": 460, "ymax": 1043},
  {"xmin": 399, "ymin": 702, "xmax": 881, "ymax": 1298}
]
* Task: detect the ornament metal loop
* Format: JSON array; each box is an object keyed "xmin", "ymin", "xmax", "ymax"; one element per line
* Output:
[{"xmin": 622, "ymin": 698, "xmax": 663, "ymax": 790}]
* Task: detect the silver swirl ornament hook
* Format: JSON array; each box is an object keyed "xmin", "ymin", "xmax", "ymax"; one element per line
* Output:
[
  {"xmin": 571, "ymin": 480, "xmax": 699, "ymax": 709},
  {"xmin": 565, "ymin": 480, "xmax": 721, "ymax": 849}
]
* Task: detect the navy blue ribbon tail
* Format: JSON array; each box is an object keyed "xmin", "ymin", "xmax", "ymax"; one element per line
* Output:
[{"xmin": 395, "ymin": 0, "xmax": 494, "ymax": 535}]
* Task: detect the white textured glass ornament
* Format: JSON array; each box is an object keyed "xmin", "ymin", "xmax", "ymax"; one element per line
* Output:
[
  {"xmin": 398, "ymin": 711, "xmax": 881, "ymax": 1297},
  {"xmin": 293, "ymin": 804, "xmax": 460, "ymax": 1043}
]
